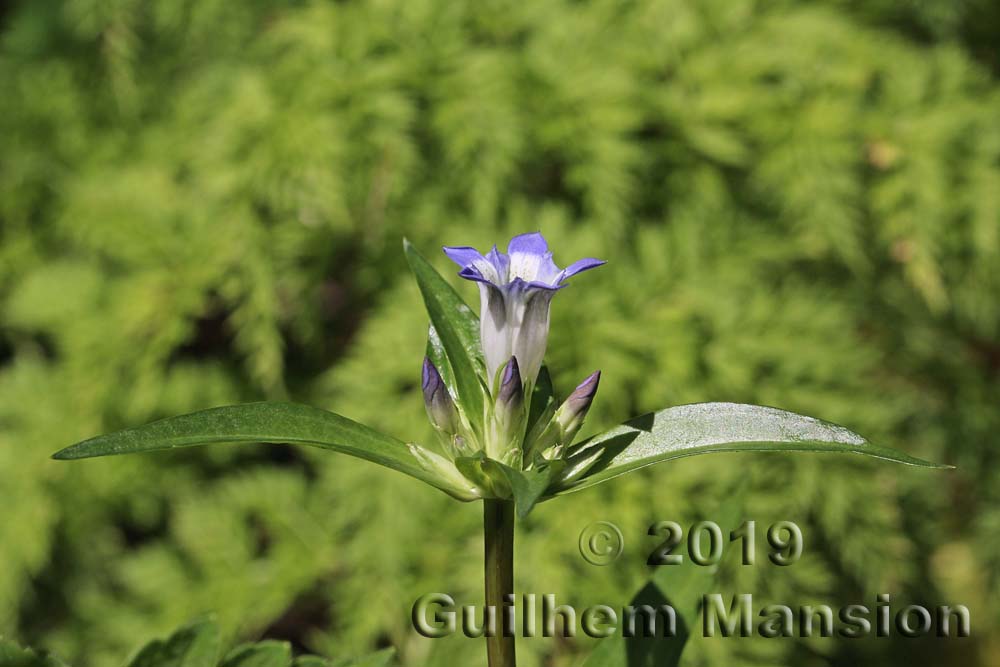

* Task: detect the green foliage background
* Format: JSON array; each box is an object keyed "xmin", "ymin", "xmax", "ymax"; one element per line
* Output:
[{"xmin": 1, "ymin": 0, "xmax": 998, "ymax": 665}]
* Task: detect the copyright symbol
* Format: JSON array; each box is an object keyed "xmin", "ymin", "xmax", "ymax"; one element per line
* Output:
[{"xmin": 578, "ymin": 521, "xmax": 624, "ymax": 566}]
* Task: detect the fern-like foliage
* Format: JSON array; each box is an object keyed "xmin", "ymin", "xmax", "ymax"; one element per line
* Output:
[
  {"xmin": 1, "ymin": 1, "xmax": 998, "ymax": 666},
  {"xmin": 1, "ymin": 619, "xmax": 394, "ymax": 667}
]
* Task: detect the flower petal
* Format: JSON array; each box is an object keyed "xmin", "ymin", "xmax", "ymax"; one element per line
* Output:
[
  {"xmin": 508, "ymin": 232, "xmax": 561, "ymax": 284},
  {"xmin": 458, "ymin": 265, "xmax": 494, "ymax": 286},
  {"xmin": 512, "ymin": 289, "xmax": 555, "ymax": 386},
  {"xmin": 507, "ymin": 231, "xmax": 549, "ymax": 257},
  {"xmin": 559, "ymin": 257, "xmax": 606, "ymax": 283},
  {"xmin": 508, "ymin": 277, "xmax": 564, "ymax": 292},
  {"xmin": 448, "ymin": 245, "xmax": 508, "ymax": 285},
  {"xmin": 484, "ymin": 245, "xmax": 510, "ymax": 283},
  {"xmin": 442, "ymin": 246, "xmax": 484, "ymax": 268},
  {"xmin": 478, "ymin": 283, "xmax": 512, "ymax": 383}
]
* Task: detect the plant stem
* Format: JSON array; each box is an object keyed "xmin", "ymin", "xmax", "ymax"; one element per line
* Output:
[{"xmin": 484, "ymin": 499, "xmax": 516, "ymax": 667}]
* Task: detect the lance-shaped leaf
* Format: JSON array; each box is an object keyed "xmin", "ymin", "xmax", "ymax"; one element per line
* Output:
[
  {"xmin": 556, "ymin": 402, "xmax": 949, "ymax": 495},
  {"xmin": 425, "ymin": 324, "xmax": 455, "ymax": 402},
  {"xmin": 405, "ymin": 239, "xmax": 486, "ymax": 428},
  {"xmin": 51, "ymin": 402, "xmax": 474, "ymax": 499}
]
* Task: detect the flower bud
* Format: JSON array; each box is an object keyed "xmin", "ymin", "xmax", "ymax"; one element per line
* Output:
[
  {"xmin": 422, "ymin": 357, "xmax": 460, "ymax": 435},
  {"xmin": 497, "ymin": 356, "xmax": 524, "ymax": 412},
  {"xmin": 528, "ymin": 370, "xmax": 601, "ymax": 460},
  {"xmin": 487, "ymin": 356, "xmax": 525, "ymax": 460},
  {"xmin": 555, "ymin": 370, "xmax": 600, "ymax": 439}
]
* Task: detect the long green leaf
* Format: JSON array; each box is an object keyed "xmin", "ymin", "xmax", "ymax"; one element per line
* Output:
[
  {"xmin": 558, "ymin": 402, "xmax": 949, "ymax": 494},
  {"xmin": 51, "ymin": 402, "xmax": 464, "ymax": 497},
  {"xmin": 404, "ymin": 239, "xmax": 486, "ymax": 428}
]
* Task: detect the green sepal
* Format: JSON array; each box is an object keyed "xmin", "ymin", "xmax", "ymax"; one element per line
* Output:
[
  {"xmin": 454, "ymin": 454, "xmax": 566, "ymax": 516},
  {"xmin": 407, "ymin": 443, "xmax": 481, "ymax": 501},
  {"xmin": 485, "ymin": 459, "xmax": 567, "ymax": 519},
  {"xmin": 455, "ymin": 453, "xmax": 510, "ymax": 498}
]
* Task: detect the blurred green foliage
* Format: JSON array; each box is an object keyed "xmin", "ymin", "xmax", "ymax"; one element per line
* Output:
[
  {"xmin": 1, "ymin": 617, "xmax": 395, "ymax": 667},
  {"xmin": 1, "ymin": 0, "xmax": 998, "ymax": 665}
]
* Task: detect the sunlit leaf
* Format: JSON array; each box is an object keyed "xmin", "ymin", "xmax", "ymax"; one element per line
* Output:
[
  {"xmin": 52, "ymin": 402, "xmax": 466, "ymax": 497},
  {"xmin": 558, "ymin": 402, "xmax": 949, "ymax": 494}
]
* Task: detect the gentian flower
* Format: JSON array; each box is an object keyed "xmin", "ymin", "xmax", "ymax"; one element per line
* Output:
[{"xmin": 443, "ymin": 232, "xmax": 605, "ymax": 388}]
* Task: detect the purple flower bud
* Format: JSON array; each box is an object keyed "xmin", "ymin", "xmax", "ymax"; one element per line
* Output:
[
  {"xmin": 497, "ymin": 356, "xmax": 523, "ymax": 410},
  {"xmin": 557, "ymin": 371, "xmax": 600, "ymax": 430},
  {"xmin": 537, "ymin": 370, "xmax": 600, "ymax": 457},
  {"xmin": 422, "ymin": 357, "xmax": 459, "ymax": 434},
  {"xmin": 485, "ymin": 356, "xmax": 527, "ymax": 460}
]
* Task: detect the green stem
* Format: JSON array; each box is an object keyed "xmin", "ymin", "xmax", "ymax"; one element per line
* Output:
[{"xmin": 484, "ymin": 499, "xmax": 516, "ymax": 667}]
